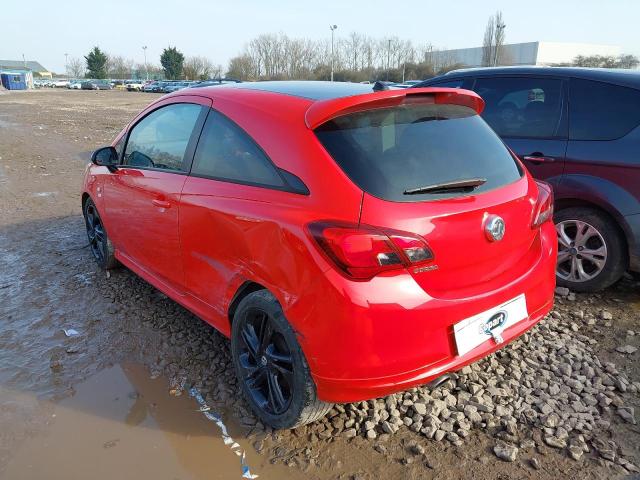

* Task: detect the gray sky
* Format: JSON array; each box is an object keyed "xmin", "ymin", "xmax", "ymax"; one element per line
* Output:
[{"xmin": 3, "ymin": 0, "xmax": 639, "ymax": 73}]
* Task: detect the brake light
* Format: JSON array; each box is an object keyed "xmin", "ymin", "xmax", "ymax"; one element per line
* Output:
[
  {"xmin": 308, "ymin": 221, "xmax": 434, "ymax": 280},
  {"xmin": 531, "ymin": 181, "xmax": 554, "ymax": 228}
]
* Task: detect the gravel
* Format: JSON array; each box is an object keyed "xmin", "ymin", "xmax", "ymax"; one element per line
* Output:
[
  {"xmin": 94, "ymin": 267, "xmax": 639, "ymax": 475},
  {"xmin": 284, "ymin": 295, "xmax": 639, "ymax": 473}
]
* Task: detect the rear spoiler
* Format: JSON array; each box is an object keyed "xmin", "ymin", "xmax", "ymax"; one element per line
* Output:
[{"xmin": 305, "ymin": 87, "xmax": 484, "ymax": 129}]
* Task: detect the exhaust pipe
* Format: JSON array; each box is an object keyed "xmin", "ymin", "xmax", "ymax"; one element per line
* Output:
[{"xmin": 426, "ymin": 373, "xmax": 454, "ymax": 390}]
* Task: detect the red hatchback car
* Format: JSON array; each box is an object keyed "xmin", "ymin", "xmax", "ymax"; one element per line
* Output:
[{"xmin": 83, "ymin": 81, "xmax": 557, "ymax": 428}]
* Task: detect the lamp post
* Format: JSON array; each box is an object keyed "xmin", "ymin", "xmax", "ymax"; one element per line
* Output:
[
  {"xmin": 494, "ymin": 22, "xmax": 506, "ymax": 67},
  {"xmin": 64, "ymin": 53, "xmax": 69, "ymax": 78},
  {"xmin": 330, "ymin": 25, "xmax": 338, "ymax": 82},
  {"xmin": 387, "ymin": 39, "xmax": 391, "ymax": 81},
  {"xmin": 142, "ymin": 45, "xmax": 148, "ymax": 80}
]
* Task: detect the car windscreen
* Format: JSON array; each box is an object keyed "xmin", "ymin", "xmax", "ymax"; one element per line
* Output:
[{"xmin": 314, "ymin": 102, "xmax": 522, "ymax": 202}]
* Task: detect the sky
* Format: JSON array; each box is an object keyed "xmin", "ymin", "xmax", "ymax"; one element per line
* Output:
[{"xmin": 3, "ymin": 0, "xmax": 640, "ymax": 73}]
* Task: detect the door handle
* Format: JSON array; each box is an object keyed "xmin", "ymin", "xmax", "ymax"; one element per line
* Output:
[
  {"xmin": 152, "ymin": 198, "xmax": 171, "ymax": 209},
  {"xmin": 523, "ymin": 155, "xmax": 556, "ymax": 164}
]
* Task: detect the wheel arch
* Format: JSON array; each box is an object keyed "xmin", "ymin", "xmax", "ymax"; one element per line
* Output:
[
  {"xmin": 227, "ymin": 281, "xmax": 268, "ymax": 326},
  {"xmin": 554, "ymin": 197, "xmax": 630, "ymax": 267},
  {"xmin": 81, "ymin": 192, "xmax": 91, "ymax": 209}
]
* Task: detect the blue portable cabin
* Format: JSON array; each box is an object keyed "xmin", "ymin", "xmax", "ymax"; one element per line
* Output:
[{"xmin": 1, "ymin": 72, "xmax": 27, "ymax": 90}]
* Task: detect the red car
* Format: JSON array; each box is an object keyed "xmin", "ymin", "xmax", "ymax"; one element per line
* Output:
[{"xmin": 83, "ymin": 81, "xmax": 557, "ymax": 429}]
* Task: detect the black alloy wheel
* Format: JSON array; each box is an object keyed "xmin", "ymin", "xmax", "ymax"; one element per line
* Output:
[
  {"xmin": 231, "ymin": 290, "xmax": 332, "ymax": 429},
  {"xmin": 83, "ymin": 198, "xmax": 117, "ymax": 270},
  {"xmin": 237, "ymin": 309, "xmax": 293, "ymax": 415},
  {"xmin": 85, "ymin": 202, "xmax": 106, "ymax": 264}
]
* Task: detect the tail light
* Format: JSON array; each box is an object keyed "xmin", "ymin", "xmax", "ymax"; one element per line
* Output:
[
  {"xmin": 531, "ymin": 181, "xmax": 554, "ymax": 228},
  {"xmin": 308, "ymin": 221, "xmax": 434, "ymax": 280}
]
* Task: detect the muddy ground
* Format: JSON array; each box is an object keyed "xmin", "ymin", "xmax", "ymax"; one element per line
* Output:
[{"xmin": 0, "ymin": 89, "xmax": 638, "ymax": 480}]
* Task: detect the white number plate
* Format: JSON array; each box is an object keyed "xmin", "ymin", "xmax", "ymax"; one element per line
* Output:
[{"xmin": 453, "ymin": 294, "xmax": 528, "ymax": 356}]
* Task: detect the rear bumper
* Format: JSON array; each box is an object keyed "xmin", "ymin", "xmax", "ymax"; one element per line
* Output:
[
  {"xmin": 313, "ymin": 299, "xmax": 552, "ymax": 403},
  {"xmin": 294, "ymin": 222, "xmax": 557, "ymax": 404}
]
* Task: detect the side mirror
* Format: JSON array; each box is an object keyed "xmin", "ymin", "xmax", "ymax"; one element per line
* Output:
[{"xmin": 91, "ymin": 146, "xmax": 119, "ymax": 171}]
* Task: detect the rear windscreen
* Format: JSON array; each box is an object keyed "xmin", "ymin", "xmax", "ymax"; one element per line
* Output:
[{"xmin": 315, "ymin": 102, "xmax": 522, "ymax": 201}]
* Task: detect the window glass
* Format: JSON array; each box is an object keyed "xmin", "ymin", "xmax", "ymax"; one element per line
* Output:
[
  {"xmin": 315, "ymin": 102, "xmax": 522, "ymax": 202},
  {"xmin": 124, "ymin": 103, "xmax": 202, "ymax": 171},
  {"xmin": 191, "ymin": 111, "xmax": 284, "ymax": 187},
  {"xmin": 570, "ymin": 79, "xmax": 640, "ymax": 141},
  {"xmin": 473, "ymin": 77, "xmax": 565, "ymax": 138}
]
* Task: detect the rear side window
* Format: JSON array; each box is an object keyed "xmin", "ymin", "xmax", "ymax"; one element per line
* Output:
[
  {"xmin": 124, "ymin": 103, "xmax": 202, "ymax": 171},
  {"xmin": 191, "ymin": 110, "xmax": 285, "ymax": 188},
  {"xmin": 569, "ymin": 79, "xmax": 640, "ymax": 141},
  {"xmin": 473, "ymin": 77, "xmax": 566, "ymax": 139},
  {"xmin": 315, "ymin": 102, "xmax": 522, "ymax": 202}
]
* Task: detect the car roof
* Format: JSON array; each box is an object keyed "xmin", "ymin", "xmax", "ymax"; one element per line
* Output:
[
  {"xmin": 422, "ymin": 66, "xmax": 640, "ymax": 89},
  {"xmin": 206, "ymin": 80, "xmax": 376, "ymax": 100}
]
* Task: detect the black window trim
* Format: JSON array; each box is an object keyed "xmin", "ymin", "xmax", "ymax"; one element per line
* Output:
[
  {"xmin": 186, "ymin": 106, "xmax": 310, "ymax": 195},
  {"xmin": 469, "ymin": 74, "xmax": 569, "ymax": 141},
  {"xmin": 120, "ymin": 101, "xmax": 209, "ymax": 175}
]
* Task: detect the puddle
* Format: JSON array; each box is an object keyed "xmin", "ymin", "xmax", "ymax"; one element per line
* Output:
[
  {"xmin": 31, "ymin": 191, "xmax": 57, "ymax": 197},
  {"xmin": 2, "ymin": 364, "xmax": 300, "ymax": 480}
]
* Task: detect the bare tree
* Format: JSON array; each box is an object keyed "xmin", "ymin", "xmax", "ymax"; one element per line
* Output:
[
  {"xmin": 183, "ymin": 56, "xmax": 205, "ymax": 80},
  {"xmin": 482, "ymin": 11, "xmax": 506, "ymax": 66},
  {"xmin": 617, "ymin": 54, "xmax": 640, "ymax": 69},
  {"xmin": 67, "ymin": 57, "xmax": 85, "ymax": 78},
  {"xmin": 109, "ymin": 55, "xmax": 128, "ymax": 80},
  {"xmin": 573, "ymin": 54, "xmax": 640, "ymax": 69},
  {"xmin": 227, "ymin": 54, "xmax": 256, "ymax": 80}
]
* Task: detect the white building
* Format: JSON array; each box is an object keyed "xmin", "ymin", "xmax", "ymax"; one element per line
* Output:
[{"xmin": 431, "ymin": 41, "xmax": 621, "ymax": 68}]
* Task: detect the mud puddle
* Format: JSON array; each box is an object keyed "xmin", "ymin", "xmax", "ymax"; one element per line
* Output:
[{"xmin": 2, "ymin": 364, "xmax": 303, "ymax": 480}]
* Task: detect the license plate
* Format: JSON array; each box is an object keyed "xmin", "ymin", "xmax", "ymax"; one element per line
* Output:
[{"xmin": 453, "ymin": 294, "xmax": 528, "ymax": 356}]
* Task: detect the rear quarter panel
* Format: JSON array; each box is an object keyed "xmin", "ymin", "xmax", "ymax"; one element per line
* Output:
[{"xmin": 178, "ymin": 91, "xmax": 365, "ymax": 338}]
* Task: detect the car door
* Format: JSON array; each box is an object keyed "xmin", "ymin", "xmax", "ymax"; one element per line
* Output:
[
  {"xmin": 179, "ymin": 109, "xmax": 292, "ymax": 325},
  {"xmin": 471, "ymin": 76, "xmax": 568, "ymax": 183},
  {"xmin": 103, "ymin": 97, "xmax": 209, "ymax": 292}
]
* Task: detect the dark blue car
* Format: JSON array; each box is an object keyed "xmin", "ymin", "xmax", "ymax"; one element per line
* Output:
[{"xmin": 415, "ymin": 67, "xmax": 640, "ymax": 291}]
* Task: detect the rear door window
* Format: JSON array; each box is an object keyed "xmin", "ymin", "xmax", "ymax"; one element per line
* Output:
[
  {"xmin": 473, "ymin": 77, "xmax": 566, "ymax": 139},
  {"xmin": 569, "ymin": 79, "xmax": 640, "ymax": 140},
  {"xmin": 315, "ymin": 102, "xmax": 522, "ymax": 202}
]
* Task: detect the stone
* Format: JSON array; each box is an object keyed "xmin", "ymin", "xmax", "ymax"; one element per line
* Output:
[
  {"xmin": 617, "ymin": 406, "xmax": 636, "ymax": 424},
  {"xmin": 493, "ymin": 442, "xmax": 519, "ymax": 462},
  {"xmin": 544, "ymin": 436, "xmax": 567, "ymax": 449},
  {"xmin": 413, "ymin": 403, "xmax": 427, "ymax": 416},
  {"xmin": 568, "ymin": 445, "xmax": 583, "ymax": 461},
  {"xmin": 616, "ymin": 345, "xmax": 638, "ymax": 354},
  {"xmin": 344, "ymin": 428, "xmax": 357, "ymax": 438}
]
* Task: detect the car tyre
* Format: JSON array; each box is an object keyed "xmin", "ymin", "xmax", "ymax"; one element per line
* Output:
[
  {"xmin": 83, "ymin": 198, "xmax": 118, "ymax": 270},
  {"xmin": 555, "ymin": 207, "xmax": 626, "ymax": 292},
  {"xmin": 231, "ymin": 290, "xmax": 332, "ymax": 429}
]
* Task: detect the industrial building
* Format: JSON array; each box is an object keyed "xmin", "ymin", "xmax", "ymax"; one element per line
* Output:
[{"xmin": 431, "ymin": 41, "xmax": 621, "ymax": 68}]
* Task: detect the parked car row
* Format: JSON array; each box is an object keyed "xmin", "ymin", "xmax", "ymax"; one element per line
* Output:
[
  {"xmin": 34, "ymin": 79, "xmax": 69, "ymax": 88},
  {"xmin": 141, "ymin": 78, "xmax": 241, "ymax": 93}
]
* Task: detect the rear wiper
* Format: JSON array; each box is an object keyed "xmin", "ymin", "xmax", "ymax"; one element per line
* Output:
[{"xmin": 403, "ymin": 177, "xmax": 487, "ymax": 195}]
